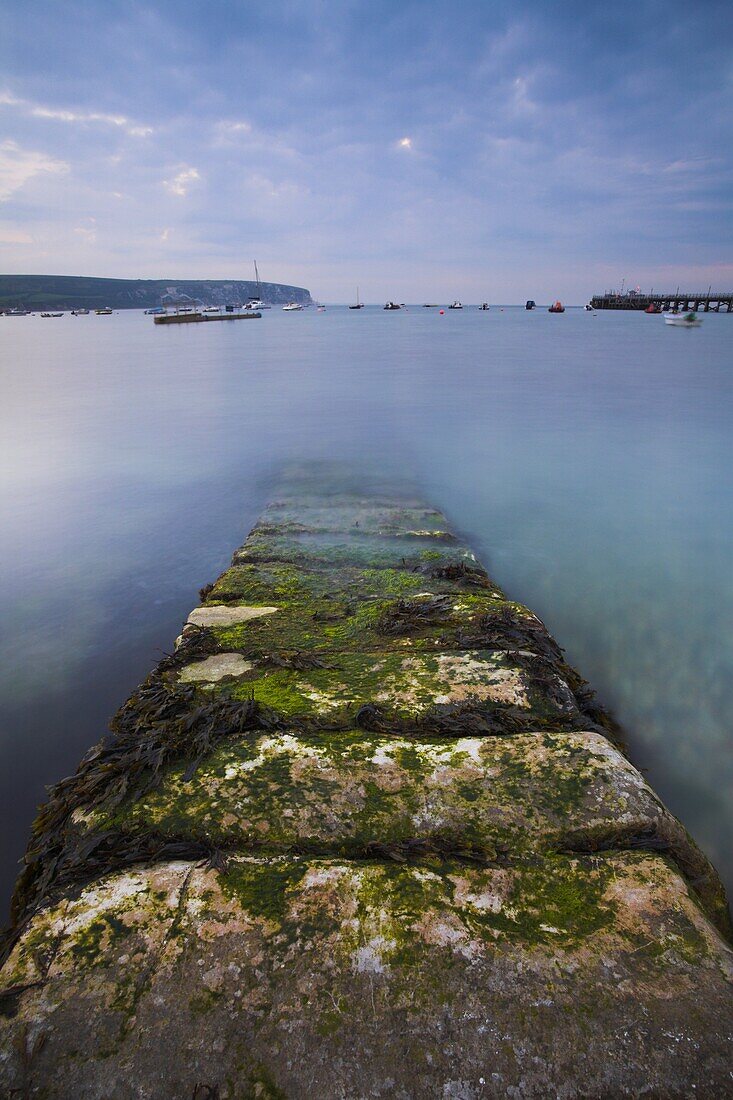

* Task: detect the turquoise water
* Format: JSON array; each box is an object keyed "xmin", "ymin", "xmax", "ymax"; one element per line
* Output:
[{"xmin": 1, "ymin": 304, "xmax": 731, "ymax": 911}]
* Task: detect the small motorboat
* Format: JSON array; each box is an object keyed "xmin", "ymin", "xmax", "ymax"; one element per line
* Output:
[
  {"xmin": 283, "ymin": 302, "xmax": 303, "ymax": 311},
  {"xmin": 41, "ymin": 312, "xmax": 63, "ymax": 318},
  {"xmin": 478, "ymin": 303, "xmax": 490, "ymax": 311},
  {"xmin": 422, "ymin": 303, "xmax": 439, "ymax": 308},
  {"xmin": 95, "ymin": 307, "xmax": 113, "ymax": 315},
  {"xmin": 584, "ymin": 303, "xmax": 594, "ymax": 311},
  {"xmin": 645, "ymin": 303, "xmax": 661, "ymax": 314},
  {"xmin": 383, "ymin": 301, "xmax": 401, "ymax": 310},
  {"xmin": 349, "ymin": 287, "xmax": 364, "ymax": 310},
  {"xmin": 548, "ymin": 301, "xmax": 565, "ymax": 313},
  {"xmin": 203, "ymin": 305, "xmax": 221, "ymax": 313},
  {"xmin": 664, "ymin": 311, "xmax": 701, "ymax": 327},
  {"xmin": 71, "ymin": 308, "xmax": 90, "ymax": 315},
  {"xmin": 4, "ymin": 308, "xmax": 31, "ymax": 316},
  {"xmin": 525, "ymin": 300, "xmax": 536, "ymax": 311},
  {"xmin": 449, "ymin": 301, "xmax": 463, "ymax": 309}
]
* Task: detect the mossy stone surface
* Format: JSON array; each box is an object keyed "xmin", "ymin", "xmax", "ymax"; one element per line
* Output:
[
  {"xmin": 79, "ymin": 730, "xmax": 694, "ymax": 865},
  {"xmin": 214, "ymin": 648, "xmax": 575, "ymax": 722},
  {"xmin": 1, "ymin": 854, "xmax": 732, "ymax": 1098},
  {"xmin": 1, "ymin": 477, "xmax": 731, "ymax": 1097}
]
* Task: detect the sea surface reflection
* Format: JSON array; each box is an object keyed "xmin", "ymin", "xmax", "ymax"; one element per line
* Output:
[{"xmin": 1, "ymin": 304, "xmax": 731, "ymax": 912}]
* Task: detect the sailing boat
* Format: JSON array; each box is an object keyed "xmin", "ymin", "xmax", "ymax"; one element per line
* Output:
[
  {"xmin": 246, "ymin": 261, "xmax": 272, "ymax": 310},
  {"xmin": 349, "ymin": 287, "xmax": 364, "ymax": 310}
]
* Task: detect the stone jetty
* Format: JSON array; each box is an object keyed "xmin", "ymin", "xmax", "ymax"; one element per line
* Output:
[{"xmin": 1, "ymin": 469, "xmax": 731, "ymax": 1098}]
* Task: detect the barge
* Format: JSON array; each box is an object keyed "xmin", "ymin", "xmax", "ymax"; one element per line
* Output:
[{"xmin": 154, "ymin": 309, "xmax": 261, "ymax": 324}]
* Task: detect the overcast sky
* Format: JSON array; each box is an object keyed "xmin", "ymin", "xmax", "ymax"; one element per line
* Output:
[{"xmin": 0, "ymin": 0, "xmax": 731, "ymax": 302}]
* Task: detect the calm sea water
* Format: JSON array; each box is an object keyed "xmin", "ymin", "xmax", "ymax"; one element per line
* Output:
[{"xmin": 1, "ymin": 305, "xmax": 731, "ymax": 914}]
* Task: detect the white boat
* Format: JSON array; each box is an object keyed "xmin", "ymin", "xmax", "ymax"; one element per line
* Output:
[
  {"xmin": 282, "ymin": 302, "xmax": 303, "ymax": 311},
  {"xmin": 95, "ymin": 307, "xmax": 113, "ymax": 315},
  {"xmin": 71, "ymin": 308, "xmax": 90, "ymax": 315},
  {"xmin": 248, "ymin": 262, "xmax": 271, "ymax": 308},
  {"xmin": 664, "ymin": 311, "xmax": 702, "ymax": 327},
  {"xmin": 449, "ymin": 301, "xmax": 463, "ymax": 309},
  {"xmin": 478, "ymin": 303, "xmax": 490, "ymax": 311}
]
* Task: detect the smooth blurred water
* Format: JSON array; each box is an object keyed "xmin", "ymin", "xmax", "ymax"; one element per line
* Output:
[{"xmin": 1, "ymin": 304, "xmax": 731, "ymax": 913}]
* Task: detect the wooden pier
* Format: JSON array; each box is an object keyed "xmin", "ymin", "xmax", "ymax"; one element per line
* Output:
[{"xmin": 591, "ymin": 289, "xmax": 733, "ymax": 312}]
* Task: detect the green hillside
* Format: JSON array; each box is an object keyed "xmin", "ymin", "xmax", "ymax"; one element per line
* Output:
[{"xmin": 0, "ymin": 275, "xmax": 312, "ymax": 310}]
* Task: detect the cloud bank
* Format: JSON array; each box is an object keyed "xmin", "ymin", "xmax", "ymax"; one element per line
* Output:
[{"xmin": 0, "ymin": 0, "xmax": 730, "ymax": 302}]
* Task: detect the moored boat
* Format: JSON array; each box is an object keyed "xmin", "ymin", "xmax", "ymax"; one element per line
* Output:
[
  {"xmin": 664, "ymin": 311, "xmax": 701, "ymax": 327},
  {"xmin": 349, "ymin": 287, "xmax": 364, "ymax": 309},
  {"xmin": 478, "ymin": 302, "xmax": 490, "ymax": 311},
  {"xmin": 282, "ymin": 301, "xmax": 303, "ymax": 311},
  {"xmin": 548, "ymin": 300, "xmax": 565, "ymax": 313},
  {"xmin": 41, "ymin": 312, "xmax": 63, "ymax": 318},
  {"xmin": 95, "ymin": 307, "xmax": 113, "ymax": 315},
  {"xmin": 525, "ymin": 300, "xmax": 536, "ymax": 311},
  {"xmin": 249, "ymin": 261, "xmax": 272, "ymax": 308},
  {"xmin": 383, "ymin": 301, "xmax": 401, "ymax": 310},
  {"xmin": 71, "ymin": 308, "xmax": 90, "ymax": 315},
  {"xmin": 449, "ymin": 301, "xmax": 463, "ymax": 309}
]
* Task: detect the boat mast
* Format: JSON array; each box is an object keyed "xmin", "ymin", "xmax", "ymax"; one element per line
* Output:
[{"xmin": 254, "ymin": 260, "xmax": 261, "ymax": 299}]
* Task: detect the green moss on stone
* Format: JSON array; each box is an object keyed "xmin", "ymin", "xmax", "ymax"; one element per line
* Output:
[
  {"xmin": 219, "ymin": 860, "xmax": 307, "ymax": 925},
  {"xmin": 69, "ymin": 914, "xmax": 130, "ymax": 965}
]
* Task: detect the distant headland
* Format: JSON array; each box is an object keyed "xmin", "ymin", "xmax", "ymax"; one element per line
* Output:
[{"xmin": 0, "ymin": 274, "xmax": 313, "ymax": 311}]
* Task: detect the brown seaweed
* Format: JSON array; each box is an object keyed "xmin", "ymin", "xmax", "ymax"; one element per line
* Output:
[
  {"xmin": 259, "ymin": 652, "xmax": 335, "ymax": 671},
  {"xmin": 5, "ymin": 672, "xmax": 287, "ymax": 953},
  {"xmin": 354, "ymin": 699, "xmax": 550, "ymax": 738},
  {"xmin": 426, "ymin": 560, "xmax": 492, "ymax": 587},
  {"xmin": 457, "ymin": 607, "xmax": 622, "ymax": 741},
  {"xmin": 376, "ymin": 595, "xmax": 452, "ymax": 635}
]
